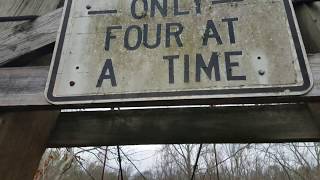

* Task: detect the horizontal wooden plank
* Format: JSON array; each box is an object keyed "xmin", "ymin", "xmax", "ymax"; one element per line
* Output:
[
  {"xmin": 47, "ymin": 103, "xmax": 320, "ymax": 147},
  {"xmin": 0, "ymin": 0, "xmax": 61, "ymax": 32},
  {"xmin": 0, "ymin": 8, "xmax": 62, "ymax": 66},
  {"xmin": 295, "ymin": 3, "xmax": 320, "ymax": 53},
  {"xmin": 306, "ymin": 53, "xmax": 320, "ymax": 96},
  {"xmin": 0, "ymin": 66, "xmax": 50, "ymax": 108},
  {"xmin": 1, "ymin": 54, "xmax": 320, "ymax": 109}
]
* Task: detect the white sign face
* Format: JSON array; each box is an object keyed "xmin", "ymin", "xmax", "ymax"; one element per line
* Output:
[{"xmin": 46, "ymin": 0, "xmax": 313, "ymax": 104}]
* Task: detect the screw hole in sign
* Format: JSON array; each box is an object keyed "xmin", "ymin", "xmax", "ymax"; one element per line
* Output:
[{"xmin": 69, "ymin": 81, "xmax": 75, "ymax": 87}]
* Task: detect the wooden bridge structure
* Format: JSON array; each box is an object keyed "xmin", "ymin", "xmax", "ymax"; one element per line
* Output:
[{"xmin": 0, "ymin": 0, "xmax": 320, "ymax": 179}]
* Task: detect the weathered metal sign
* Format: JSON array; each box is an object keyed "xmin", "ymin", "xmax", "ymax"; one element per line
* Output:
[{"xmin": 46, "ymin": 0, "xmax": 313, "ymax": 104}]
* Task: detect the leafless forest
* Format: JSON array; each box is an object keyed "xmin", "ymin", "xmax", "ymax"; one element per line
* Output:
[{"xmin": 35, "ymin": 143, "xmax": 320, "ymax": 180}]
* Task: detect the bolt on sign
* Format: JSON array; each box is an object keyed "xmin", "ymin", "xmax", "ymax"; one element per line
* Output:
[{"xmin": 45, "ymin": 0, "xmax": 313, "ymax": 104}]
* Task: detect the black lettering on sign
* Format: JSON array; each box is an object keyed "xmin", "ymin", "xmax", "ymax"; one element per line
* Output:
[
  {"xmin": 225, "ymin": 51, "xmax": 246, "ymax": 81},
  {"xmin": 143, "ymin": 24, "xmax": 161, "ymax": 49},
  {"xmin": 202, "ymin": 20, "xmax": 222, "ymax": 46},
  {"xmin": 105, "ymin": 26, "xmax": 122, "ymax": 51},
  {"xmin": 96, "ymin": 59, "xmax": 117, "ymax": 87},
  {"xmin": 124, "ymin": 25, "xmax": 143, "ymax": 50},
  {"xmin": 184, "ymin": 54, "xmax": 190, "ymax": 83},
  {"xmin": 194, "ymin": 0, "xmax": 201, "ymax": 14},
  {"xmin": 174, "ymin": 0, "xmax": 189, "ymax": 16},
  {"xmin": 163, "ymin": 55, "xmax": 179, "ymax": 84},
  {"xmin": 222, "ymin": 17, "xmax": 238, "ymax": 44},
  {"xmin": 131, "ymin": 0, "xmax": 148, "ymax": 19},
  {"xmin": 151, "ymin": 0, "xmax": 167, "ymax": 17},
  {"xmin": 196, "ymin": 53, "xmax": 221, "ymax": 82},
  {"xmin": 165, "ymin": 22, "xmax": 184, "ymax": 48}
]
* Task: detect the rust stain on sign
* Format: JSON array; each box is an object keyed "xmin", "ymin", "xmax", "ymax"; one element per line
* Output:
[{"xmin": 46, "ymin": 0, "xmax": 313, "ymax": 104}]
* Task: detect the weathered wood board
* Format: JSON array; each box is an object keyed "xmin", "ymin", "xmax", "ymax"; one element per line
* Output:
[
  {"xmin": 295, "ymin": 2, "xmax": 320, "ymax": 53},
  {"xmin": 45, "ymin": 0, "xmax": 313, "ymax": 105},
  {"xmin": 0, "ymin": 66, "xmax": 49, "ymax": 108},
  {"xmin": 48, "ymin": 103, "xmax": 320, "ymax": 147},
  {"xmin": 0, "ymin": 0, "xmax": 62, "ymax": 66},
  {"xmin": 0, "ymin": 8, "xmax": 62, "ymax": 66},
  {"xmin": 0, "ymin": 0, "xmax": 61, "ymax": 32}
]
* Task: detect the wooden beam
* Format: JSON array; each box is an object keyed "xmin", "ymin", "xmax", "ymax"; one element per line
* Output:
[
  {"xmin": 0, "ymin": 54, "xmax": 320, "ymax": 109},
  {"xmin": 0, "ymin": 8, "xmax": 62, "ymax": 66},
  {"xmin": 0, "ymin": 0, "xmax": 61, "ymax": 31},
  {"xmin": 0, "ymin": 66, "xmax": 50, "ymax": 108},
  {"xmin": 307, "ymin": 53, "xmax": 320, "ymax": 96},
  {"xmin": 0, "ymin": 111, "xmax": 59, "ymax": 179},
  {"xmin": 295, "ymin": 3, "xmax": 320, "ymax": 53},
  {"xmin": 47, "ymin": 103, "xmax": 320, "ymax": 147}
]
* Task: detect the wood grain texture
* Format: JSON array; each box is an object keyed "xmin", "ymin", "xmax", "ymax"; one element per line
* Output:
[
  {"xmin": 0, "ymin": 0, "xmax": 61, "ymax": 31},
  {"xmin": 308, "ymin": 53, "xmax": 320, "ymax": 96},
  {"xmin": 0, "ymin": 66, "xmax": 49, "ymax": 108},
  {"xmin": 0, "ymin": 8, "xmax": 62, "ymax": 66},
  {"xmin": 295, "ymin": 3, "xmax": 320, "ymax": 53},
  {"xmin": 48, "ymin": 104, "xmax": 320, "ymax": 147},
  {"xmin": 0, "ymin": 111, "xmax": 59, "ymax": 179}
]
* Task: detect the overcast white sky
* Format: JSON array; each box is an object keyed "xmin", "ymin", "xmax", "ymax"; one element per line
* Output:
[{"xmin": 80, "ymin": 145, "xmax": 163, "ymax": 173}]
